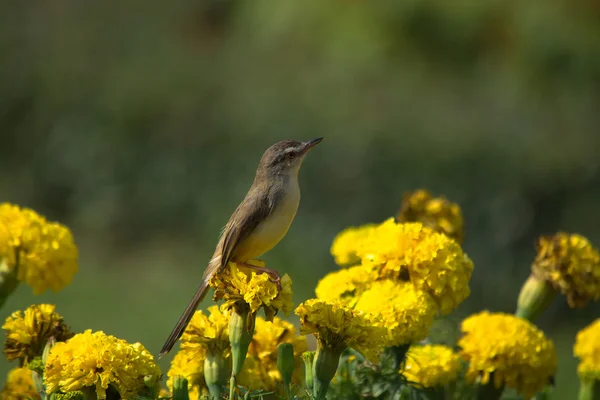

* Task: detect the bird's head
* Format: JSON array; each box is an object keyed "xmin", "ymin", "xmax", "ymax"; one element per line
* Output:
[{"xmin": 257, "ymin": 138, "xmax": 323, "ymax": 179}]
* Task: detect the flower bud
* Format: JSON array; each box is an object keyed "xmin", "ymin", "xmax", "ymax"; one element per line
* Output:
[
  {"xmin": 516, "ymin": 274, "xmax": 556, "ymax": 322},
  {"xmin": 278, "ymin": 342, "xmax": 295, "ymax": 398},
  {"xmin": 228, "ymin": 308, "xmax": 255, "ymax": 377},
  {"xmin": 172, "ymin": 375, "xmax": 190, "ymax": 400},
  {"xmin": 42, "ymin": 336, "xmax": 57, "ymax": 365},
  {"xmin": 301, "ymin": 351, "xmax": 315, "ymax": 390},
  {"xmin": 312, "ymin": 346, "xmax": 343, "ymax": 400},
  {"xmin": 204, "ymin": 352, "xmax": 229, "ymax": 399}
]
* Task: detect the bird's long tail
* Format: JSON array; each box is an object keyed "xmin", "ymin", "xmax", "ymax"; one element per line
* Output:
[{"xmin": 159, "ymin": 277, "xmax": 211, "ymax": 358}]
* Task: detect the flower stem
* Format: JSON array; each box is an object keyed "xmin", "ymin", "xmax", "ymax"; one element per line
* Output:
[
  {"xmin": 475, "ymin": 381, "xmax": 504, "ymax": 400},
  {"xmin": 389, "ymin": 344, "xmax": 411, "ymax": 371},
  {"xmin": 0, "ymin": 257, "xmax": 19, "ymax": 310},
  {"xmin": 229, "ymin": 375, "xmax": 236, "ymax": 400},
  {"xmin": 579, "ymin": 379, "xmax": 600, "ymax": 400}
]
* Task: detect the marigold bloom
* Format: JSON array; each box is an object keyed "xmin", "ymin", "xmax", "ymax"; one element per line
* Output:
[
  {"xmin": 238, "ymin": 316, "xmax": 308, "ymax": 393},
  {"xmin": 2, "ymin": 303, "xmax": 73, "ymax": 363},
  {"xmin": 211, "ymin": 261, "xmax": 293, "ymax": 315},
  {"xmin": 532, "ymin": 233, "xmax": 600, "ymax": 308},
  {"xmin": 167, "ymin": 348, "xmax": 207, "ymax": 400},
  {"xmin": 295, "ymin": 299, "xmax": 385, "ymax": 361},
  {"xmin": 574, "ymin": 318, "xmax": 600, "ymax": 382},
  {"xmin": 180, "ymin": 305, "xmax": 230, "ymax": 357},
  {"xmin": 0, "ymin": 203, "xmax": 78, "ymax": 294},
  {"xmin": 0, "ymin": 367, "xmax": 39, "ymax": 400},
  {"xmin": 353, "ymin": 218, "xmax": 473, "ymax": 315},
  {"xmin": 404, "ymin": 344, "xmax": 461, "ymax": 389},
  {"xmin": 354, "ymin": 280, "xmax": 438, "ymax": 346},
  {"xmin": 44, "ymin": 329, "xmax": 161, "ymax": 399},
  {"xmin": 396, "ymin": 189, "xmax": 464, "ymax": 243},
  {"xmin": 330, "ymin": 224, "xmax": 377, "ymax": 266},
  {"xmin": 458, "ymin": 311, "xmax": 556, "ymax": 398},
  {"xmin": 315, "ymin": 265, "xmax": 378, "ymax": 307}
]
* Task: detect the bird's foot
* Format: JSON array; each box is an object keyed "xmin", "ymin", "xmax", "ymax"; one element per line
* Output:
[{"xmin": 239, "ymin": 263, "xmax": 282, "ymax": 291}]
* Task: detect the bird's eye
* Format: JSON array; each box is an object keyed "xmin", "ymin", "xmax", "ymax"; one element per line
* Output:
[{"xmin": 286, "ymin": 152, "xmax": 295, "ymax": 160}]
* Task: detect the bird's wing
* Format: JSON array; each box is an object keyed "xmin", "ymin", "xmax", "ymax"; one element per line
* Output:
[{"xmin": 218, "ymin": 186, "xmax": 275, "ymax": 270}]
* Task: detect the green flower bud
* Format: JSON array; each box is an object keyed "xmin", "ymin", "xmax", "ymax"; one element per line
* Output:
[
  {"xmin": 172, "ymin": 375, "xmax": 191, "ymax": 400},
  {"xmin": 301, "ymin": 351, "xmax": 315, "ymax": 390},
  {"xmin": 516, "ymin": 274, "xmax": 556, "ymax": 322},
  {"xmin": 204, "ymin": 352, "xmax": 229, "ymax": 399},
  {"xmin": 228, "ymin": 308, "xmax": 255, "ymax": 377},
  {"xmin": 312, "ymin": 346, "xmax": 343, "ymax": 400},
  {"xmin": 278, "ymin": 343, "xmax": 295, "ymax": 399},
  {"xmin": 42, "ymin": 336, "xmax": 57, "ymax": 365}
]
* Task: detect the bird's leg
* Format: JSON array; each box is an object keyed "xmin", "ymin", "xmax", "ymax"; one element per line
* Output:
[{"xmin": 238, "ymin": 262, "xmax": 282, "ymax": 291}]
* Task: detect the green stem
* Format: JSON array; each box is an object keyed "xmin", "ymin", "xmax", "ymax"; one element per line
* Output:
[
  {"xmin": 390, "ymin": 344, "xmax": 411, "ymax": 371},
  {"xmin": 0, "ymin": 255, "xmax": 20, "ymax": 310},
  {"xmin": 579, "ymin": 379, "xmax": 600, "ymax": 400},
  {"xmin": 229, "ymin": 375, "xmax": 236, "ymax": 400},
  {"xmin": 475, "ymin": 381, "xmax": 504, "ymax": 400}
]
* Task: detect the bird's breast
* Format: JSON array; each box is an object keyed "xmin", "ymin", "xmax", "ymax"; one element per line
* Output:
[{"xmin": 233, "ymin": 179, "xmax": 300, "ymax": 261}]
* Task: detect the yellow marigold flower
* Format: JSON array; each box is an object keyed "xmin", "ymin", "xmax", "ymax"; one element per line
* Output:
[
  {"xmin": 238, "ymin": 316, "xmax": 308, "ymax": 393},
  {"xmin": 396, "ymin": 189, "xmax": 464, "ymax": 243},
  {"xmin": 211, "ymin": 261, "xmax": 293, "ymax": 315},
  {"xmin": 2, "ymin": 303, "xmax": 73, "ymax": 364},
  {"xmin": 354, "ymin": 280, "xmax": 438, "ymax": 346},
  {"xmin": 354, "ymin": 218, "xmax": 473, "ymax": 315},
  {"xmin": 404, "ymin": 344, "xmax": 461, "ymax": 389},
  {"xmin": 574, "ymin": 318, "xmax": 600, "ymax": 382},
  {"xmin": 330, "ymin": 224, "xmax": 377, "ymax": 266},
  {"xmin": 315, "ymin": 265, "xmax": 378, "ymax": 307},
  {"xmin": 532, "ymin": 233, "xmax": 600, "ymax": 308},
  {"xmin": 180, "ymin": 305, "xmax": 230, "ymax": 356},
  {"xmin": 295, "ymin": 299, "xmax": 385, "ymax": 361},
  {"xmin": 167, "ymin": 348, "xmax": 207, "ymax": 400},
  {"xmin": 458, "ymin": 311, "xmax": 556, "ymax": 398},
  {"xmin": 0, "ymin": 203, "xmax": 78, "ymax": 294},
  {"xmin": 0, "ymin": 367, "xmax": 39, "ymax": 400},
  {"xmin": 44, "ymin": 329, "xmax": 161, "ymax": 399}
]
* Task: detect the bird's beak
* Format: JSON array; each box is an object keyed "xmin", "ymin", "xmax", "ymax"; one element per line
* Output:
[{"xmin": 301, "ymin": 137, "xmax": 324, "ymax": 154}]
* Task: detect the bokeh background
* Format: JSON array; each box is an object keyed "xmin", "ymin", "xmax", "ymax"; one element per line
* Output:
[{"xmin": 1, "ymin": 1, "xmax": 599, "ymax": 397}]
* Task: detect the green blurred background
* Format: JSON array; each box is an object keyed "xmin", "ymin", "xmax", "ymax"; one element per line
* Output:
[{"xmin": 1, "ymin": 0, "xmax": 599, "ymax": 397}]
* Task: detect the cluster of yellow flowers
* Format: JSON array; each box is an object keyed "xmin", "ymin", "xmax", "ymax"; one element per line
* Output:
[
  {"xmin": 0, "ymin": 367, "xmax": 38, "ymax": 400},
  {"xmin": 404, "ymin": 344, "xmax": 461, "ymax": 389},
  {"xmin": 532, "ymin": 233, "xmax": 600, "ymax": 308},
  {"xmin": 396, "ymin": 189, "xmax": 464, "ymax": 243},
  {"xmin": 329, "ymin": 217, "xmax": 473, "ymax": 315},
  {"xmin": 2, "ymin": 303, "xmax": 73, "ymax": 363},
  {"xmin": 574, "ymin": 318, "xmax": 600, "ymax": 383},
  {"xmin": 0, "ymin": 203, "xmax": 78, "ymax": 295},
  {"xmin": 3, "ymin": 193, "xmax": 599, "ymax": 400},
  {"xmin": 45, "ymin": 330, "xmax": 161, "ymax": 399},
  {"xmin": 167, "ymin": 313, "xmax": 307, "ymax": 397},
  {"xmin": 238, "ymin": 317, "xmax": 308, "ymax": 391},
  {"xmin": 458, "ymin": 311, "xmax": 557, "ymax": 398},
  {"xmin": 210, "ymin": 261, "xmax": 294, "ymax": 317},
  {"xmin": 0, "ymin": 303, "xmax": 162, "ymax": 399}
]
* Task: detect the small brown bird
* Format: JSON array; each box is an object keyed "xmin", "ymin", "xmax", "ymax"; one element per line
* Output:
[{"xmin": 159, "ymin": 138, "xmax": 323, "ymax": 358}]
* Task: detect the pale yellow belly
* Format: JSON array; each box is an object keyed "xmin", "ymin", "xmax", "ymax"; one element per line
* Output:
[{"xmin": 233, "ymin": 186, "xmax": 300, "ymax": 261}]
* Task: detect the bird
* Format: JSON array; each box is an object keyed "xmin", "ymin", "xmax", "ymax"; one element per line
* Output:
[{"xmin": 159, "ymin": 138, "xmax": 323, "ymax": 358}]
